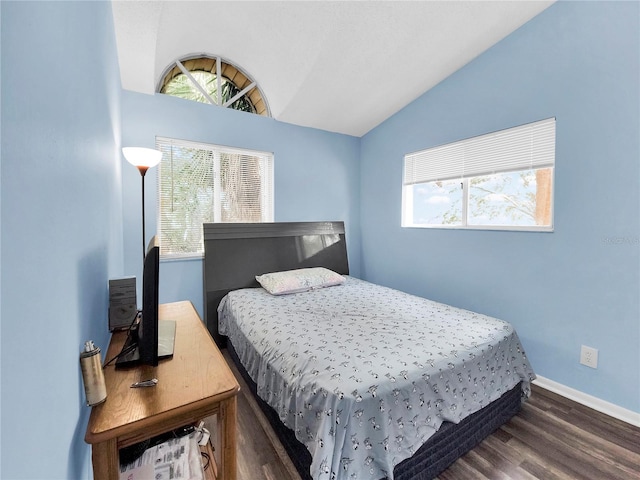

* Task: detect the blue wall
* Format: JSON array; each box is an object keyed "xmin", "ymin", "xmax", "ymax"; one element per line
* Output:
[
  {"xmin": 121, "ymin": 91, "xmax": 362, "ymax": 317},
  {"xmin": 1, "ymin": 1, "xmax": 123, "ymax": 478},
  {"xmin": 360, "ymin": 1, "xmax": 639, "ymax": 413}
]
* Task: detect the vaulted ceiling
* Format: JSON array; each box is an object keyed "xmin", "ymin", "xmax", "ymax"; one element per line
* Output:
[{"xmin": 112, "ymin": 1, "xmax": 554, "ymax": 137}]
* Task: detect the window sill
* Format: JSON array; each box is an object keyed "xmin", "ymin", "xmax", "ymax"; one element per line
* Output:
[
  {"xmin": 401, "ymin": 224, "xmax": 554, "ymax": 233},
  {"xmin": 160, "ymin": 253, "xmax": 204, "ymax": 263}
]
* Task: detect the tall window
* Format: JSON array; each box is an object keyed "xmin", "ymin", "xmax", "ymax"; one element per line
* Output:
[
  {"xmin": 158, "ymin": 55, "xmax": 269, "ymax": 117},
  {"xmin": 402, "ymin": 118, "xmax": 555, "ymax": 231},
  {"xmin": 156, "ymin": 137, "xmax": 274, "ymax": 258}
]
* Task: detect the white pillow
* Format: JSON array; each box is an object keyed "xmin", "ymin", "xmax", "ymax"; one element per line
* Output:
[{"xmin": 255, "ymin": 267, "xmax": 345, "ymax": 295}]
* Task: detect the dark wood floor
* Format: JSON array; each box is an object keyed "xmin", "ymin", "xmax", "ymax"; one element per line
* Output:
[{"xmin": 208, "ymin": 351, "xmax": 640, "ymax": 480}]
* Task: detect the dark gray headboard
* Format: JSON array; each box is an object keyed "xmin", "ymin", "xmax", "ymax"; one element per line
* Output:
[{"xmin": 203, "ymin": 221, "xmax": 349, "ymax": 346}]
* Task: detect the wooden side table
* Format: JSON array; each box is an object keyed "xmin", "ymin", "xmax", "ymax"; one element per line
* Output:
[{"xmin": 85, "ymin": 301, "xmax": 240, "ymax": 480}]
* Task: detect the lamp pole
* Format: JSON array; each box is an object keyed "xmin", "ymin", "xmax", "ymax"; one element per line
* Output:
[{"xmin": 138, "ymin": 166, "xmax": 150, "ymax": 260}]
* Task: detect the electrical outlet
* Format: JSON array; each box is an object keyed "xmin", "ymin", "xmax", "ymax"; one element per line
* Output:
[{"xmin": 580, "ymin": 345, "xmax": 598, "ymax": 368}]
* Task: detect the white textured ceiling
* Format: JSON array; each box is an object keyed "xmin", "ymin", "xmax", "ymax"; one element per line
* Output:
[{"xmin": 112, "ymin": 1, "xmax": 554, "ymax": 137}]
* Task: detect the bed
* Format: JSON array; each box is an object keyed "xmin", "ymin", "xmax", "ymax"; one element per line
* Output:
[{"xmin": 203, "ymin": 221, "xmax": 535, "ymax": 480}]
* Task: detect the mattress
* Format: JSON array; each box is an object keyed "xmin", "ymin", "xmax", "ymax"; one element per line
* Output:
[
  {"xmin": 228, "ymin": 342, "xmax": 522, "ymax": 480},
  {"xmin": 218, "ymin": 276, "xmax": 535, "ymax": 480}
]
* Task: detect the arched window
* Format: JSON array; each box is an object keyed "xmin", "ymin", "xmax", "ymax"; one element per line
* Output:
[{"xmin": 158, "ymin": 55, "xmax": 269, "ymax": 116}]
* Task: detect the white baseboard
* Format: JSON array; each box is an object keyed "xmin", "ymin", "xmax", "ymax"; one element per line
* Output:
[{"xmin": 533, "ymin": 376, "xmax": 640, "ymax": 428}]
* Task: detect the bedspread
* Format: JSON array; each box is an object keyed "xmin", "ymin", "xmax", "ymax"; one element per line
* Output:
[{"xmin": 218, "ymin": 277, "xmax": 535, "ymax": 480}]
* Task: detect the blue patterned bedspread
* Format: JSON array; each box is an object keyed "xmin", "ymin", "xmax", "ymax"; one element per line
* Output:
[{"xmin": 218, "ymin": 276, "xmax": 535, "ymax": 480}]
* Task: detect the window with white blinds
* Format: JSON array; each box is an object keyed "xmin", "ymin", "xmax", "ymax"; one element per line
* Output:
[
  {"xmin": 156, "ymin": 137, "xmax": 274, "ymax": 258},
  {"xmin": 402, "ymin": 118, "xmax": 555, "ymax": 231}
]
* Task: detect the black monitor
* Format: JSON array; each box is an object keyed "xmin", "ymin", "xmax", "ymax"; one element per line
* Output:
[
  {"xmin": 116, "ymin": 236, "xmax": 174, "ymax": 368},
  {"xmin": 138, "ymin": 237, "xmax": 160, "ymax": 365}
]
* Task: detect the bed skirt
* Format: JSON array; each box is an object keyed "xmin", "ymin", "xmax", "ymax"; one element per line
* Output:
[{"xmin": 227, "ymin": 342, "xmax": 522, "ymax": 480}]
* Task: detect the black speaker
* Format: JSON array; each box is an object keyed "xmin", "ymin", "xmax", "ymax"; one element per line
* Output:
[{"xmin": 109, "ymin": 277, "xmax": 137, "ymax": 331}]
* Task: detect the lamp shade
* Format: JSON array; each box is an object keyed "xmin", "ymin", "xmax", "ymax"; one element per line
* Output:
[{"xmin": 122, "ymin": 147, "xmax": 162, "ymax": 169}]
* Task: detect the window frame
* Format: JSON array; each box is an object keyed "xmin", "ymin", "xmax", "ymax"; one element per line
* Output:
[
  {"xmin": 402, "ymin": 174, "xmax": 554, "ymax": 232},
  {"xmin": 402, "ymin": 118, "xmax": 555, "ymax": 232},
  {"xmin": 156, "ymin": 136, "xmax": 274, "ymax": 260},
  {"xmin": 157, "ymin": 55, "xmax": 270, "ymax": 117}
]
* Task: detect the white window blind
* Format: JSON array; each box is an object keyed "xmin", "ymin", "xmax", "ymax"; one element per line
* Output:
[
  {"xmin": 156, "ymin": 137, "xmax": 274, "ymax": 258},
  {"xmin": 403, "ymin": 117, "xmax": 556, "ymax": 185}
]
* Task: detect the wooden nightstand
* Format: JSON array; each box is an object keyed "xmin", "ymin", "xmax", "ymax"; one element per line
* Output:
[{"xmin": 85, "ymin": 301, "xmax": 240, "ymax": 480}]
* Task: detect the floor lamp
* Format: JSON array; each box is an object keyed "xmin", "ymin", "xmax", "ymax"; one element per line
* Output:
[{"xmin": 123, "ymin": 147, "xmax": 162, "ymax": 260}]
